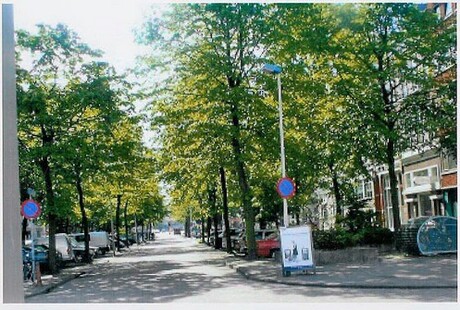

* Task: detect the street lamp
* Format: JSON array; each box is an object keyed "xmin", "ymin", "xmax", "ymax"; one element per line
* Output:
[{"xmin": 262, "ymin": 63, "xmax": 289, "ymax": 227}]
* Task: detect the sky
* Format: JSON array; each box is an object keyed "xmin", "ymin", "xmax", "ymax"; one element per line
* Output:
[
  {"xmin": 11, "ymin": 0, "xmax": 169, "ymax": 73},
  {"xmin": 11, "ymin": 0, "xmax": 172, "ymax": 145}
]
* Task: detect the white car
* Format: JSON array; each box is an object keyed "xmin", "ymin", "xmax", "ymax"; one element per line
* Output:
[{"xmin": 34, "ymin": 233, "xmax": 76, "ymax": 264}]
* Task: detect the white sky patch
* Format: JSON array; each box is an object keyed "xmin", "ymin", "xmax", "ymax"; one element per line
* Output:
[
  {"xmin": 12, "ymin": 0, "xmax": 168, "ymax": 73},
  {"xmin": 11, "ymin": 0, "xmax": 171, "ymax": 147}
]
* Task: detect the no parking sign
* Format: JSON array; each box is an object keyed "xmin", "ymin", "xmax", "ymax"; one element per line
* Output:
[
  {"xmin": 20, "ymin": 199, "xmax": 41, "ymax": 219},
  {"xmin": 276, "ymin": 177, "xmax": 296, "ymax": 199}
]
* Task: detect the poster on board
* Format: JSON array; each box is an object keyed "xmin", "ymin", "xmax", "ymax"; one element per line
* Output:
[{"xmin": 280, "ymin": 226, "xmax": 315, "ymax": 271}]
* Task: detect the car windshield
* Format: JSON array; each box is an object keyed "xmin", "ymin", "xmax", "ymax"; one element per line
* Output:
[
  {"xmin": 266, "ymin": 233, "xmax": 279, "ymax": 240},
  {"xmin": 69, "ymin": 237, "xmax": 80, "ymax": 247}
]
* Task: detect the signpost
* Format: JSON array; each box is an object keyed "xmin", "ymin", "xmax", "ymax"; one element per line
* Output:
[
  {"xmin": 20, "ymin": 197, "xmax": 41, "ymax": 283},
  {"xmin": 280, "ymin": 225, "xmax": 316, "ymax": 277}
]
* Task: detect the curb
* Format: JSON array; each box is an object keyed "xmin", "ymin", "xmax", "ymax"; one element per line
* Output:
[
  {"xmin": 227, "ymin": 262, "xmax": 458, "ymax": 290},
  {"xmin": 25, "ymin": 272, "xmax": 86, "ymax": 299}
]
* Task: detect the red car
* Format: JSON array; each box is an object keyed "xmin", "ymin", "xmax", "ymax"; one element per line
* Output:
[{"xmin": 256, "ymin": 233, "xmax": 280, "ymax": 258}]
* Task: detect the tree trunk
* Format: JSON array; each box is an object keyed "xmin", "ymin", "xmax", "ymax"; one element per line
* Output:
[
  {"xmin": 147, "ymin": 220, "xmax": 151, "ymax": 241},
  {"xmin": 220, "ymin": 167, "xmax": 232, "ymax": 253},
  {"xmin": 185, "ymin": 215, "xmax": 190, "ymax": 238},
  {"xmin": 39, "ymin": 156, "xmax": 58, "ymax": 274},
  {"xmin": 213, "ymin": 213, "xmax": 220, "ymax": 249},
  {"xmin": 328, "ymin": 161, "xmax": 343, "ymax": 216},
  {"xmin": 75, "ymin": 167, "xmax": 91, "ymax": 263},
  {"xmin": 376, "ymin": 50, "xmax": 401, "ymax": 231},
  {"xmin": 124, "ymin": 200, "xmax": 129, "ymax": 248},
  {"xmin": 116, "ymin": 194, "xmax": 122, "ymax": 251},
  {"xmin": 230, "ymin": 102, "xmax": 256, "ymax": 259},
  {"xmin": 65, "ymin": 217, "xmax": 70, "ymax": 234},
  {"xmin": 206, "ymin": 216, "xmax": 212, "ymax": 245},
  {"xmin": 201, "ymin": 216, "xmax": 206, "ymax": 243},
  {"xmin": 208, "ymin": 186, "xmax": 221, "ymax": 249},
  {"xmin": 387, "ymin": 138, "xmax": 401, "ymax": 231}
]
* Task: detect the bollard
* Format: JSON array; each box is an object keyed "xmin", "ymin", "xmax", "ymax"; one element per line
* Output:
[{"xmin": 35, "ymin": 262, "xmax": 42, "ymax": 286}]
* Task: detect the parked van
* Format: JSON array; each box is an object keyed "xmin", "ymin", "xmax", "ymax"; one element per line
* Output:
[
  {"xmin": 34, "ymin": 233, "xmax": 76, "ymax": 264},
  {"xmin": 89, "ymin": 231, "xmax": 111, "ymax": 254}
]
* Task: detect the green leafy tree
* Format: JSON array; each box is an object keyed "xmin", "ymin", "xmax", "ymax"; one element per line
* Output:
[
  {"xmin": 16, "ymin": 24, "xmax": 103, "ymax": 273},
  {"xmin": 327, "ymin": 3, "xmax": 456, "ymax": 230},
  {"xmin": 137, "ymin": 3, "xmax": 288, "ymax": 259},
  {"xmin": 56, "ymin": 61, "xmax": 131, "ymax": 261}
]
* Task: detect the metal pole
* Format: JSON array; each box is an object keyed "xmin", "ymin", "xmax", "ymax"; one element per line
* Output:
[
  {"xmin": 2, "ymin": 3, "xmax": 25, "ymax": 302},
  {"xmin": 277, "ymin": 74, "xmax": 289, "ymax": 228},
  {"xmin": 31, "ymin": 220, "xmax": 35, "ymax": 282}
]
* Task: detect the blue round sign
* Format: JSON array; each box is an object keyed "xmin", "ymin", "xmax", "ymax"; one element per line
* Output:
[
  {"xmin": 21, "ymin": 199, "xmax": 41, "ymax": 219},
  {"xmin": 276, "ymin": 177, "xmax": 296, "ymax": 199}
]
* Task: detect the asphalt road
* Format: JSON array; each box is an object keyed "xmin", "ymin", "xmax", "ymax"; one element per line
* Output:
[{"xmin": 26, "ymin": 233, "xmax": 458, "ymax": 303}]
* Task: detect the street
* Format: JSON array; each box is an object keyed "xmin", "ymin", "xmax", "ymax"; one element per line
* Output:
[{"xmin": 26, "ymin": 233, "xmax": 457, "ymax": 303}]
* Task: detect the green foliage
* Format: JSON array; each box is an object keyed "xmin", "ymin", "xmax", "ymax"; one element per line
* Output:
[
  {"xmin": 336, "ymin": 199, "xmax": 377, "ymax": 233},
  {"xmin": 313, "ymin": 227, "xmax": 355, "ymax": 250},
  {"xmin": 314, "ymin": 198, "xmax": 394, "ymax": 250},
  {"xmin": 16, "ymin": 23, "xmax": 166, "ymax": 235},
  {"xmin": 360, "ymin": 227, "xmax": 394, "ymax": 245},
  {"xmin": 313, "ymin": 226, "xmax": 394, "ymax": 250}
]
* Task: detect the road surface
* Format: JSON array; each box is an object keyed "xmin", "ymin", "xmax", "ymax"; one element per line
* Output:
[{"xmin": 26, "ymin": 233, "xmax": 457, "ymax": 303}]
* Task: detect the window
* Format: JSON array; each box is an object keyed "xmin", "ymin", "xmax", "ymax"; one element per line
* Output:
[
  {"xmin": 414, "ymin": 169, "xmax": 429, "ymax": 178},
  {"xmin": 445, "ymin": 3, "xmax": 453, "ymax": 18},
  {"xmin": 419, "ymin": 194, "xmax": 432, "ymax": 216},
  {"xmin": 364, "ymin": 182, "xmax": 373, "ymax": 199},
  {"xmin": 442, "ymin": 154, "xmax": 457, "ymax": 171},
  {"xmin": 355, "ymin": 180, "xmax": 373, "ymax": 200},
  {"xmin": 405, "ymin": 174, "xmax": 412, "ymax": 188},
  {"xmin": 405, "ymin": 166, "xmax": 439, "ymax": 188},
  {"xmin": 356, "ymin": 185, "xmax": 364, "ymax": 200}
]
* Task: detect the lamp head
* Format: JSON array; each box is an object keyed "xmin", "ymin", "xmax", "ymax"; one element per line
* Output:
[{"xmin": 262, "ymin": 63, "xmax": 282, "ymax": 74}]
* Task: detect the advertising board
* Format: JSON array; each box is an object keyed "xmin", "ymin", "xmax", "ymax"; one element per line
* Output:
[{"xmin": 280, "ymin": 225, "xmax": 315, "ymax": 275}]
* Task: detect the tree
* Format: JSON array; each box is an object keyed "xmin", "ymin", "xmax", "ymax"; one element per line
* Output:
[
  {"xmin": 16, "ymin": 24, "xmax": 103, "ymax": 273},
  {"xmin": 137, "ymin": 3, "xmax": 288, "ymax": 259},
  {"xmin": 327, "ymin": 3, "xmax": 456, "ymax": 230},
  {"xmin": 56, "ymin": 61, "xmax": 131, "ymax": 261}
]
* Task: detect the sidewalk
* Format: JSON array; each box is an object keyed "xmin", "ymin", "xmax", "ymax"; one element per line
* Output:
[
  {"xmin": 23, "ymin": 263, "xmax": 95, "ymax": 298},
  {"xmin": 23, "ymin": 245, "xmax": 143, "ymax": 298},
  {"xmin": 225, "ymin": 252, "xmax": 458, "ymax": 289}
]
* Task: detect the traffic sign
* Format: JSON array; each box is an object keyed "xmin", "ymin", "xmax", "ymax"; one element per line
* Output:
[
  {"xmin": 21, "ymin": 199, "xmax": 41, "ymax": 219},
  {"xmin": 276, "ymin": 177, "xmax": 296, "ymax": 199}
]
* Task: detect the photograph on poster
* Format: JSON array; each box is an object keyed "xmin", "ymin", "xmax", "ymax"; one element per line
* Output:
[{"xmin": 280, "ymin": 226, "xmax": 314, "ymax": 269}]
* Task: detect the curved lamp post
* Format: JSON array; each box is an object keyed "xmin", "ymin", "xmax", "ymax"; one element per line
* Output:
[{"xmin": 262, "ymin": 63, "xmax": 289, "ymax": 227}]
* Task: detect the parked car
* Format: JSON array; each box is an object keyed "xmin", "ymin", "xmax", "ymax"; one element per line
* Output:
[
  {"xmin": 234, "ymin": 229, "xmax": 278, "ymax": 255},
  {"xmin": 34, "ymin": 233, "xmax": 76, "ymax": 264},
  {"xmin": 221, "ymin": 228, "xmax": 242, "ymax": 249},
  {"xmin": 119, "ymin": 235, "xmax": 136, "ymax": 246},
  {"xmin": 209, "ymin": 229, "xmax": 222, "ymax": 247},
  {"xmin": 68, "ymin": 236, "xmax": 98, "ymax": 261},
  {"xmin": 89, "ymin": 231, "xmax": 111, "ymax": 254},
  {"xmin": 22, "ymin": 244, "xmax": 63, "ymax": 269},
  {"xmin": 256, "ymin": 232, "xmax": 280, "ymax": 258},
  {"xmin": 22, "ymin": 244, "xmax": 63, "ymax": 276}
]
